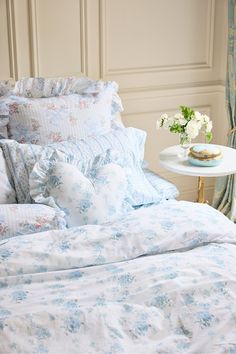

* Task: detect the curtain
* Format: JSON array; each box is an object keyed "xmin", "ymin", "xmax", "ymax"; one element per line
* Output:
[{"xmin": 212, "ymin": 0, "xmax": 236, "ymax": 221}]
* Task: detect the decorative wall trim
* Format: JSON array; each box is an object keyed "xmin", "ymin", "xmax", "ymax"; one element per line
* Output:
[
  {"xmin": 28, "ymin": 0, "xmax": 88, "ymax": 77},
  {"xmin": 79, "ymin": 0, "xmax": 88, "ymax": 75},
  {"xmin": 6, "ymin": 0, "xmax": 18, "ymax": 80},
  {"xmin": 122, "ymin": 106, "xmax": 212, "ymax": 121},
  {"xmin": 99, "ymin": 0, "xmax": 215, "ymax": 77},
  {"xmin": 120, "ymin": 86, "xmax": 224, "ymax": 111},
  {"xmin": 28, "ymin": 0, "xmax": 39, "ymax": 76},
  {"xmin": 99, "ymin": 0, "xmax": 105, "ymax": 79},
  {"xmin": 120, "ymin": 80, "xmax": 225, "ymax": 95},
  {"xmin": 206, "ymin": 0, "xmax": 215, "ymax": 70}
]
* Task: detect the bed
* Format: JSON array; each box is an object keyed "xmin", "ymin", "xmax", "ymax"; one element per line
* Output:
[{"xmin": 0, "ymin": 77, "xmax": 236, "ymax": 354}]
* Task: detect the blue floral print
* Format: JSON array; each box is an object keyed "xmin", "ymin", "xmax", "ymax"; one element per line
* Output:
[
  {"xmin": 0, "ymin": 200, "xmax": 236, "ymax": 353},
  {"xmin": 0, "ymin": 204, "xmax": 65, "ymax": 240},
  {"xmin": 2, "ymin": 78, "xmax": 123, "ymax": 145}
]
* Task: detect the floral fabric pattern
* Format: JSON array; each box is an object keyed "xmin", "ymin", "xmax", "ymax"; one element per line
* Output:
[
  {"xmin": 0, "ymin": 96, "xmax": 10, "ymax": 138},
  {"xmin": 13, "ymin": 76, "xmax": 91, "ymax": 98},
  {"xmin": 30, "ymin": 153, "xmax": 132, "ymax": 226},
  {"xmin": 0, "ymin": 77, "xmax": 124, "ymax": 141},
  {"xmin": 0, "ymin": 204, "xmax": 65, "ymax": 240},
  {"xmin": 5, "ymin": 88, "xmax": 116, "ymax": 144},
  {"xmin": 0, "ymin": 148, "xmax": 16, "ymax": 204},
  {"xmin": 0, "ymin": 140, "xmax": 46, "ymax": 203},
  {"xmin": 13, "ymin": 77, "xmax": 122, "ymax": 112},
  {"xmin": 0, "ymin": 128, "xmax": 161, "ymax": 206},
  {"xmin": 0, "ymin": 200, "xmax": 236, "ymax": 353},
  {"xmin": 0, "ymin": 80, "xmax": 14, "ymax": 97},
  {"xmin": 143, "ymin": 168, "xmax": 179, "ymax": 200}
]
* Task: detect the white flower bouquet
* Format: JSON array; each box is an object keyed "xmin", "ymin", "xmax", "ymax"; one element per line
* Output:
[{"xmin": 156, "ymin": 106, "xmax": 213, "ymax": 145}]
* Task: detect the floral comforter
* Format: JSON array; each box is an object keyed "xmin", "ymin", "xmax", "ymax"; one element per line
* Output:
[{"xmin": 1, "ymin": 200, "xmax": 236, "ymax": 354}]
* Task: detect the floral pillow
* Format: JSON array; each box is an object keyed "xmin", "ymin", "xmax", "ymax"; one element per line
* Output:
[
  {"xmin": 0, "ymin": 140, "xmax": 47, "ymax": 203},
  {"xmin": 0, "ymin": 128, "xmax": 160, "ymax": 206},
  {"xmin": 30, "ymin": 153, "xmax": 132, "ymax": 226},
  {"xmin": 0, "ymin": 77, "xmax": 124, "ymax": 143},
  {"xmin": 0, "ymin": 93, "xmax": 11, "ymax": 138},
  {"xmin": 0, "ymin": 147, "xmax": 16, "ymax": 204},
  {"xmin": 5, "ymin": 90, "xmax": 113, "ymax": 144},
  {"xmin": 0, "ymin": 204, "xmax": 66, "ymax": 240}
]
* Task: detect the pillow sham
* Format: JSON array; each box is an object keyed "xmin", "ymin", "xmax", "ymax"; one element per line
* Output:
[
  {"xmin": 0, "ymin": 128, "xmax": 154, "ymax": 205},
  {"xmin": 1, "ymin": 77, "xmax": 123, "ymax": 143},
  {"xmin": 0, "ymin": 96, "xmax": 10, "ymax": 138},
  {"xmin": 30, "ymin": 154, "xmax": 132, "ymax": 226},
  {"xmin": 0, "ymin": 140, "xmax": 46, "ymax": 203},
  {"xmin": 5, "ymin": 89, "xmax": 114, "ymax": 144},
  {"xmin": 143, "ymin": 168, "xmax": 179, "ymax": 200},
  {"xmin": 0, "ymin": 204, "xmax": 66, "ymax": 240},
  {"xmin": 0, "ymin": 147, "xmax": 16, "ymax": 203}
]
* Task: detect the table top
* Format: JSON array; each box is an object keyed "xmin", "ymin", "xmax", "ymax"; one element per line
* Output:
[{"xmin": 159, "ymin": 144, "xmax": 236, "ymax": 177}]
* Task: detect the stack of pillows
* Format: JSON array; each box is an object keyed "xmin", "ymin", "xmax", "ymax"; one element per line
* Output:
[{"xmin": 0, "ymin": 76, "xmax": 179, "ymax": 239}]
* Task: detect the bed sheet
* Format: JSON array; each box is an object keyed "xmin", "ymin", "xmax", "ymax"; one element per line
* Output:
[{"xmin": 1, "ymin": 200, "xmax": 236, "ymax": 354}]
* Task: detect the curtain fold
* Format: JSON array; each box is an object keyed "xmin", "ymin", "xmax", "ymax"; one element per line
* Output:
[{"xmin": 212, "ymin": 0, "xmax": 236, "ymax": 221}]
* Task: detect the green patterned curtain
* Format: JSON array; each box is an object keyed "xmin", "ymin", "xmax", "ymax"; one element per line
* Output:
[{"xmin": 212, "ymin": 0, "xmax": 236, "ymax": 221}]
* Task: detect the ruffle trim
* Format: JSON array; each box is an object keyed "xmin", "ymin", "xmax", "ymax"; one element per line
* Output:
[
  {"xmin": 13, "ymin": 76, "xmax": 90, "ymax": 98},
  {"xmin": 29, "ymin": 148, "xmax": 121, "ymax": 221},
  {"xmin": 12, "ymin": 76, "xmax": 122, "ymax": 101}
]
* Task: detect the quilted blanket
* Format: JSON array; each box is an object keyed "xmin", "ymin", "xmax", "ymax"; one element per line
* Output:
[{"xmin": 0, "ymin": 200, "xmax": 236, "ymax": 354}]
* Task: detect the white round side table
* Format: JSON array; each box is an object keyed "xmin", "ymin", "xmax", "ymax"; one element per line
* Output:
[{"xmin": 159, "ymin": 144, "xmax": 236, "ymax": 203}]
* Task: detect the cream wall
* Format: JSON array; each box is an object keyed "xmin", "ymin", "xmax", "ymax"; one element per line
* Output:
[{"xmin": 0, "ymin": 0, "xmax": 228, "ymax": 202}]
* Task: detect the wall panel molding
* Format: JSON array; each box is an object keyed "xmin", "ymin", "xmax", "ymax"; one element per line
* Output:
[
  {"xmin": 79, "ymin": 0, "xmax": 88, "ymax": 76},
  {"xmin": 99, "ymin": 0, "xmax": 215, "ymax": 77},
  {"xmin": 28, "ymin": 0, "xmax": 39, "ymax": 76},
  {"xmin": 0, "ymin": 0, "xmax": 227, "ymax": 203},
  {"xmin": 28, "ymin": 0, "xmax": 88, "ymax": 77},
  {"xmin": 6, "ymin": 0, "xmax": 18, "ymax": 79},
  {"xmin": 120, "ymin": 79, "xmax": 225, "ymax": 95}
]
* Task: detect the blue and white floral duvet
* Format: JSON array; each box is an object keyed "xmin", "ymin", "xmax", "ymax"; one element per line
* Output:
[{"xmin": 1, "ymin": 200, "xmax": 236, "ymax": 354}]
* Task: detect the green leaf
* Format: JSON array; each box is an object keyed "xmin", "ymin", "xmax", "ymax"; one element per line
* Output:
[
  {"xmin": 206, "ymin": 131, "xmax": 213, "ymax": 143},
  {"xmin": 170, "ymin": 123, "xmax": 183, "ymax": 133},
  {"xmin": 180, "ymin": 105, "xmax": 194, "ymax": 121}
]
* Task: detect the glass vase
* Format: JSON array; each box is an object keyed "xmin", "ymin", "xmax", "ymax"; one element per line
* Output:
[{"xmin": 178, "ymin": 132, "xmax": 191, "ymax": 158}]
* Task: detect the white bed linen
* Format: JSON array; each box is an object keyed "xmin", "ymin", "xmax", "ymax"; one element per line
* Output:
[{"xmin": 0, "ymin": 200, "xmax": 236, "ymax": 354}]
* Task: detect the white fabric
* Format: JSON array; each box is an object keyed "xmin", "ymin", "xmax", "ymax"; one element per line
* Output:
[
  {"xmin": 0, "ymin": 148, "xmax": 16, "ymax": 203},
  {"xmin": 1, "ymin": 201, "xmax": 236, "ymax": 353},
  {"xmin": 0, "ymin": 128, "xmax": 161, "ymax": 206},
  {"xmin": 30, "ymin": 157, "xmax": 132, "ymax": 226},
  {"xmin": 6, "ymin": 90, "xmax": 114, "ymax": 144},
  {"xmin": 13, "ymin": 76, "xmax": 90, "ymax": 98},
  {"xmin": 0, "ymin": 204, "xmax": 66, "ymax": 240},
  {"xmin": 0, "ymin": 80, "xmax": 14, "ymax": 96}
]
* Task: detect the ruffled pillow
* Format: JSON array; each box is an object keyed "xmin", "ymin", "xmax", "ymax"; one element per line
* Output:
[
  {"xmin": 0, "ymin": 77, "xmax": 124, "ymax": 140},
  {"xmin": 0, "ymin": 128, "xmax": 141, "ymax": 204},
  {"xmin": 0, "ymin": 128, "xmax": 161, "ymax": 206},
  {"xmin": 30, "ymin": 150, "xmax": 132, "ymax": 226},
  {"xmin": 5, "ymin": 90, "xmax": 114, "ymax": 144}
]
